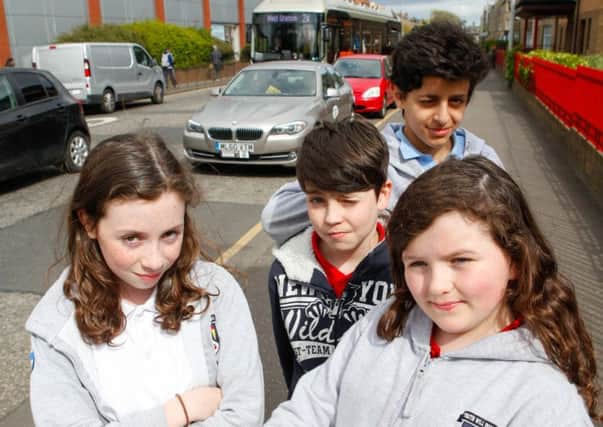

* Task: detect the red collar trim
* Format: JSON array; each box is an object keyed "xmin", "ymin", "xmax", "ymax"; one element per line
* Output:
[
  {"xmin": 430, "ymin": 317, "xmax": 523, "ymax": 359},
  {"xmin": 311, "ymin": 223, "xmax": 385, "ymax": 298}
]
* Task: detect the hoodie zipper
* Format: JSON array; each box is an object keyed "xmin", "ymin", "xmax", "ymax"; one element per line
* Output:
[{"xmin": 400, "ymin": 351, "xmax": 432, "ymax": 420}]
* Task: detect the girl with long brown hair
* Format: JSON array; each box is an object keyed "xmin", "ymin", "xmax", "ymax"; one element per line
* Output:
[
  {"xmin": 265, "ymin": 156, "xmax": 600, "ymax": 426},
  {"xmin": 27, "ymin": 133, "xmax": 263, "ymax": 426}
]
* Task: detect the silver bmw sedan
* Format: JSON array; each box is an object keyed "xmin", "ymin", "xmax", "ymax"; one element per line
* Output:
[{"xmin": 183, "ymin": 61, "xmax": 354, "ymax": 167}]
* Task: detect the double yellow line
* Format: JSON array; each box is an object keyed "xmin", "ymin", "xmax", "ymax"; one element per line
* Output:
[{"xmin": 215, "ymin": 108, "xmax": 399, "ymax": 264}]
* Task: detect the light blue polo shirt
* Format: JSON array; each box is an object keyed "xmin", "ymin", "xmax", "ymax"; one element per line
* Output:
[{"xmin": 395, "ymin": 126, "xmax": 466, "ymax": 169}]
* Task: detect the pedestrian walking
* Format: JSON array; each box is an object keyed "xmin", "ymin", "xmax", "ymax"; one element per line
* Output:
[
  {"xmin": 211, "ymin": 45, "xmax": 223, "ymax": 80},
  {"xmin": 26, "ymin": 132, "xmax": 264, "ymax": 426},
  {"xmin": 261, "ymin": 21, "xmax": 501, "ymax": 246},
  {"xmin": 161, "ymin": 48, "xmax": 177, "ymax": 88},
  {"xmin": 265, "ymin": 156, "xmax": 601, "ymax": 426}
]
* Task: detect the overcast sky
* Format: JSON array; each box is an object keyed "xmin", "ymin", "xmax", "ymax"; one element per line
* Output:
[{"xmin": 378, "ymin": 0, "xmax": 491, "ymax": 27}]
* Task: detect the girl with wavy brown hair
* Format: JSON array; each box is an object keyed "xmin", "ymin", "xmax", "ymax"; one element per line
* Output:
[
  {"xmin": 26, "ymin": 133, "xmax": 263, "ymax": 427},
  {"xmin": 265, "ymin": 156, "xmax": 600, "ymax": 426}
]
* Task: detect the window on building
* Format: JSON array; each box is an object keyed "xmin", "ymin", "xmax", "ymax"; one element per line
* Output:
[
  {"xmin": 542, "ymin": 25, "xmax": 553, "ymax": 50},
  {"xmin": 578, "ymin": 19, "xmax": 586, "ymax": 54},
  {"xmin": 525, "ymin": 19, "xmax": 534, "ymax": 49},
  {"xmin": 586, "ymin": 18, "xmax": 592, "ymax": 51}
]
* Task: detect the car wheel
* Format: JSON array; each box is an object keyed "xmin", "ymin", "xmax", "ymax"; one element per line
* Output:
[
  {"xmin": 63, "ymin": 130, "xmax": 90, "ymax": 173},
  {"xmin": 151, "ymin": 82, "xmax": 164, "ymax": 104},
  {"xmin": 100, "ymin": 89, "xmax": 116, "ymax": 113},
  {"xmin": 378, "ymin": 96, "xmax": 387, "ymax": 118}
]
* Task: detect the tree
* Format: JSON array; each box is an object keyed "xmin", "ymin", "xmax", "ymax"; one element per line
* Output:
[{"xmin": 430, "ymin": 10, "xmax": 463, "ymax": 27}]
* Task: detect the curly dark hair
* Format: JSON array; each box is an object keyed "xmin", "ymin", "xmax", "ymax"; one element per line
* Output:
[
  {"xmin": 391, "ymin": 22, "xmax": 489, "ymax": 101},
  {"xmin": 379, "ymin": 156, "xmax": 601, "ymax": 422},
  {"xmin": 64, "ymin": 132, "xmax": 213, "ymax": 345}
]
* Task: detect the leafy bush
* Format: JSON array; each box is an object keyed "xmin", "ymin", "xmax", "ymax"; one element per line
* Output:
[
  {"xmin": 504, "ymin": 47, "xmax": 521, "ymax": 83},
  {"xmin": 56, "ymin": 24, "xmax": 143, "ymax": 45},
  {"xmin": 240, "ymin": 44, "xmax": 251, "ymax": 61},
  {"xmin": 523, "ymin": 50, "xmax": 603, "ymax": 71},
  {"xmin": 55, "ymin": 20, "xmax": 235, "ymax": 69},
  {"xmin": 584, "ymin": 55, "xmax": 603, "ymax": 70},
  {"xmin": 524, "ymin": 50, "xmax": 586, "ymax": 69}
]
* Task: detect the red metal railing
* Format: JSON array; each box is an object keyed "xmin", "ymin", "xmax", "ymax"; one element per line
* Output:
[{"xmin": 515, "ymin": 53, "xmax": 603, "ymax": 152}]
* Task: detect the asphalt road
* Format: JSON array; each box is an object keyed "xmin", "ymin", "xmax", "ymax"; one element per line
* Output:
[{"xmin": 0, "ymin": 88, "xmax": 395, "ymax": 425}]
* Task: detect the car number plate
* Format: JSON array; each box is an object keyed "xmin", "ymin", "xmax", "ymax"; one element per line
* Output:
[{"xmin": 215, "ymin": 142, "xmax": 254, "ymax": 159}]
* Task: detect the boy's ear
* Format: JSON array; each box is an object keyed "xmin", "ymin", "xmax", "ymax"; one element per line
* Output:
[
  {"xmin": 377, "ymin": 180, "xmax": 393, "ymax": 210},
  {"xmin": 77, "ymin": 209, "xmax": 97, "ymax": 239},
  {"xmin": 389, "ymin": 82, "xmax": 405, "ymax": 108}
]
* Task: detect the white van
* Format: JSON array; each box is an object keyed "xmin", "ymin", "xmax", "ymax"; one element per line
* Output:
[{"xmin": 31, "ymin": 42, "xmax": 165, "ymax": 113}]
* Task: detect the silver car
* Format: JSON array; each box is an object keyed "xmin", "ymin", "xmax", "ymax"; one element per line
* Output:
[{"xmin": 183, "ymin": 61, "xmax": 353, "ymax": 167}]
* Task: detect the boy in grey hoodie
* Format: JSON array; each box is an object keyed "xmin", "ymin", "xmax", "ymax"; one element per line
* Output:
[
  {"xmin": 265, "ymin": 157, "xmax": 600, "ymax": 426},
  {"xmin": 261, "ymin": 22, "xmax": 502, "ymax": 246}
]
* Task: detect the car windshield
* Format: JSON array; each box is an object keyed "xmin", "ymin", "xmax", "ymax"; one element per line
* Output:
[
  {"xmin": 223, "ymin": 69, "xmax": 316, "ymax": 97},
  {"xmin": 334, "ymin": 59, "xmax": 382, "ymax": 79}
]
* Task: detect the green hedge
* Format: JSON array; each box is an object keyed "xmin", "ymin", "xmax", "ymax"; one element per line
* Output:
[
  {"xmin": 56, "ymin": 20, "xmax": 234, "ymax": 69},
  {"xmin": 523, "ymin": 49, "xmax": 603, "ymax": 71}
]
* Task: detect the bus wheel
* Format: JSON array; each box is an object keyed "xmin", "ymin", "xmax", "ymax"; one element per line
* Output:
[{"xmin": 101, "ymin": 89, "xmax": 116, "ymax": 113}]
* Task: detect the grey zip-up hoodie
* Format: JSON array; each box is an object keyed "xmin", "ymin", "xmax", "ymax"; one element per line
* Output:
[
  {"xmin": 261, "ymin": 125, "xmax": 503, "ymax": 246},
  {"xmin": 26, "ymin": 261, "xmax": 264, "ymax": 427},
  {"xmin": 265, "ymin": 300, "xmax": 593, "ymax": 427}
]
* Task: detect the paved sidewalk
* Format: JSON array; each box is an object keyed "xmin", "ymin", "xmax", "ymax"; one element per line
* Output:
[
  {"xmin": 467, "ymin": 71, "xmax": 603, "ymax": 386},
  {"xmin": 1, "ymin": 70, "xmax": 601, "ymax": 426}
]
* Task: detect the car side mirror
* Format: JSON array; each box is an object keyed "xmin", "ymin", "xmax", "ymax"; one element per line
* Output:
[
  {"xmin": 210, "ymin": 87, "xmax": 223, "ymax": 96},
  {"xmin": 326, "ymin": 87, "xmax": 339, "ymax": 98}
]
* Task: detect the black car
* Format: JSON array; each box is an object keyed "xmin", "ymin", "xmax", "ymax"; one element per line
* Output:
[{"xmin": 0, "ymin": 67, "xmax": 90, "ymax": 181}]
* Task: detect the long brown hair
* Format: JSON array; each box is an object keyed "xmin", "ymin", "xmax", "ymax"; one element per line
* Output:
[
  {"xmin": 378, "ymin": 156, "xmax": 601, "ymax": 421},
  {"xmin": 64, "ymin": 132, "xmax": 211, "ymax": 345}
]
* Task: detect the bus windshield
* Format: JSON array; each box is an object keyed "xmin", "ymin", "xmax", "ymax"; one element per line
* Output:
[{"xmin": 253, "ymin": 12, "xmax": 320, "ymax": 61}]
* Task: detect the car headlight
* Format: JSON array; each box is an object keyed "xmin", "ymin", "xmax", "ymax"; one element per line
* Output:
[
  {"xmin": 270, "ymin": 121, "xmax": 307, "ymax": 135},
  {"xmin": 362, "ymin": 87, "xmax": 381, "ymax": 98},
  {"xmin": 186, "ymin": 119, "xmax": 204, "ymax": 133}
]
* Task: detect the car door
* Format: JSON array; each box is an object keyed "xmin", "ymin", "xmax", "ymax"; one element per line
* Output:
[
  {"xmin": 0, "ymin": 74, "xmax": 29, "ymax": 180},
  {"xmin": 132, "ymin": 45, "xmax": 155, "ymax": 97},
  {"xmin": 9, "ymin": 71, "xmax": 68, "ymax": 168},
  {"xmin": 320, "ymin": 68, "xmax": 339, "ymax": 123},
  {"xmin": 331, "ymin": 69, "xmax": 354, "ymax": 118},
  {"xmin": 383, "ymin": 57, "xmax": 394, "ymax": 105}
]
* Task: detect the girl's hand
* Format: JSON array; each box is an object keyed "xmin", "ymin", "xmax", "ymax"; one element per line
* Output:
[
  {"xmin": 164, "ymin": 386, "xmax": 222, "ymax": 427},
  {"xmin": 183, "ymin": 386, "xmax": 223, "ymax": 421}
]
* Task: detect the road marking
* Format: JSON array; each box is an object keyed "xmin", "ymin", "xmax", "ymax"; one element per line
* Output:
[
  {"xmin": 86, "ymin": 117, "xmax": 118, "ymax": 128},
  {"xmin": 375, "ymin": 107, "xmax": 399, "ymax": 129},
  {"xmin": 215, "ymin": 221, "xmax": 263, "ymax": 264}
]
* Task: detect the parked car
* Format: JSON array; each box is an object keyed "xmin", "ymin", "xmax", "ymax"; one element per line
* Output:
[
  {"xmin": 0, "ymin": 68, "xmax": 90, "ymax": 181},
  {"xmin": 31, "ymin": 42, "xmax": 165, "ymax": 114},
  {"xmin": 334, "ymin": 54, "xmax": 394, "ymax": 118},
  {"xmin": 183, "ymin": 61, "xmax": 353, "ymax": 167}
]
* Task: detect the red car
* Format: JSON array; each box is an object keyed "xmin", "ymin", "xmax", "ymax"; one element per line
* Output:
[{"xmin": 334, "ymin": 54, "xmax": 394, "ymax": 118}]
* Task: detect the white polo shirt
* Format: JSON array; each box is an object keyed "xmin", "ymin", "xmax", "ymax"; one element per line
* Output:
[{"xmin": 60, "ymin": 291, "xmax": 209, "ymax": 421}]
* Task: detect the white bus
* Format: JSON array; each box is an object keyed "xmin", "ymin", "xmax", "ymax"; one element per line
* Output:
[{"xmin": 251, "ymin": 0, "xmax": 401, "ymax": 63}]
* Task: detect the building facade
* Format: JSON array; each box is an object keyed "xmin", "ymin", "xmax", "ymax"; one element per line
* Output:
[
  {"xmin": 482, "ymin": 0, "xmax": 602, "ymax": 54},
  {"xmin": 0, "ymin": 0, "xmax": 262, "ymax": 67}
]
